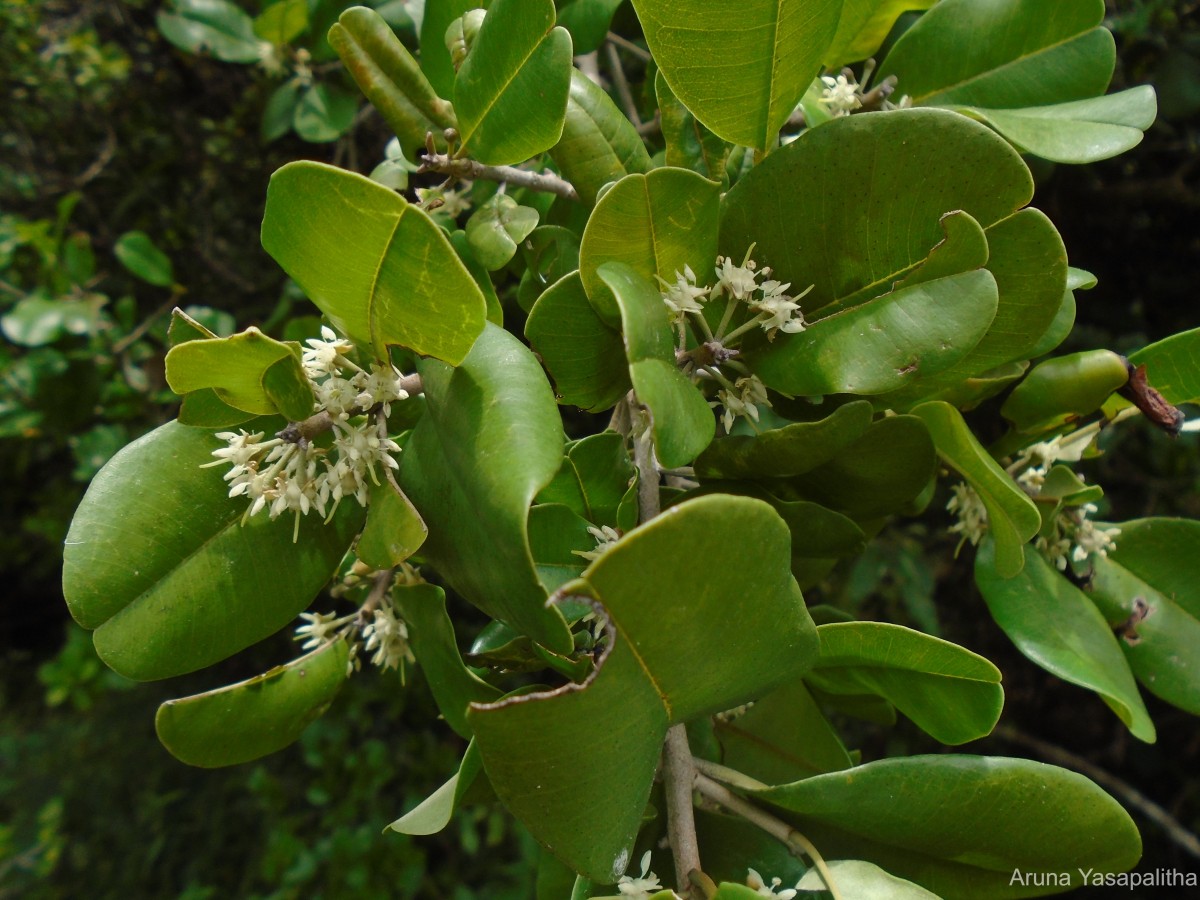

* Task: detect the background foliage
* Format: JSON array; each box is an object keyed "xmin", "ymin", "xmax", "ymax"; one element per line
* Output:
[{"xmin": 2, "ymin": 0, "xmax": 1199, "ymax": 897}]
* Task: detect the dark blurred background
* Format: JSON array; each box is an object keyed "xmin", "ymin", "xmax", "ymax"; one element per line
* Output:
[{"xmin": 1, "ymin": 1, "xmax": 1198, "ymax": 897}]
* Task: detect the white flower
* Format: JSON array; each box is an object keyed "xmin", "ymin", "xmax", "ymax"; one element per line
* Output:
[
  {"xmin": 712, "ymin": 375, "xmax": 771, "ymax": 433},
  {"xmin": 416, "ymin": 184, "xmax": 472, "ymax": 217},
  {"xmin": 1070, "ymin": 508, "xmax": 1121, "ymax": 563},
  {"xmin": 573, "ymin": 524, "xmax": 622, "ymax": 562},
  {"xmin": 353, "ymin": 362, "xmax": 409, "ymax": 416},
  {"xmin": 746, "ymin": 868, "xmax": 798, "ymax": 900},
  {"xmin": 713, "ymin": 246, "xmax": 764, "ymax": 301},
  {"xmin": 303, "ymin": 325, "xmax": 354, "ymax": 379},
  {"xmin": 1036, "ymin": 532, "xmax": 1073, "ymax": 571},
  {"xmin": 947, "ymin": 482, "xmax": 988, "ymax": 548},
  {"xmin": 656, "ymin": 265, "xmax": 710, "ymax": 324},
  {"xmin": 294, "ymin": 611, "xmax": 345, "ymax": 651},
  {"xmin": 362, "ymin": 599, "xmax": 414, "ymax": 671},
  {"xmin": 752, "ymin": 281, "xmax": 812, "ymax": 338},
  {"xmin": 618, "ymin": 851, "xmax": 663, "ymax": 899},
  {"xmin": 818, "ymin": 73, "xmax": 862, "ymax": 116}
]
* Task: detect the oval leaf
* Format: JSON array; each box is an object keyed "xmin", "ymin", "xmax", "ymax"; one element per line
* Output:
[
  {"xmin": 262, "ymin": 161, "xmax": 486, "ymax": 364},
  {"xmin": 157, "ymin": 0, "xmax": 263, "ymax": 63},
  {"xmin": 155, "ymin": 639, "xmax": 348, "ymax": 767},
  {"xmin": 114, "ymin": 230, "xmax": 174, "ymax": 287}
]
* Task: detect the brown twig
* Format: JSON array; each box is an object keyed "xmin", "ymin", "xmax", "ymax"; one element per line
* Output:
[
  {"xmin": 662, "ymin": 726, "xmax": 703, "ymax": 898},
  {"xmin": 418, "ymin": 148, "xmax": 579, "ymax": 201},
  {"xmin": 605, "ymin": 40, "xmax": 642, "ymax": 127}
]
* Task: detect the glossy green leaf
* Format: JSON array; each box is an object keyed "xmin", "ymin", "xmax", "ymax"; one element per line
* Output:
[
  {"xmin": 549, "ymin": 70, "xmax": 653, "ymax": 207},
  {"xmin": 806, "ymin": 622, "xmax": 1002, "ymax": 745},
  {"xmin": 396, "ymin": 585, "xmax": 501, "ymax": 737},
  {"xmin": 785, "ymin": 414, "xmax": 934, "ymax": 520},
  {"xmin": 720, "ymin": 109, "xmax": 1033, "ymax": 319},
  {"xmin": 261, "ymin": 161, "xmax": 486, "ymax": 364},
  {"xmin": 164, "ymin": 328, "xmax": 313, "ymax": 421},
  {"xmin": 254, "ymin": 0, "xmax": 308, "ymax": 44},
  {"xmin": 975, "ymin": 541, "xmax": 1155, "ymax": 742},
  {"xmin": 580, "ymin": 168, "xmax": 720, "ymax": 325},
  {"xmin": 632, "ymin": 0, "xmax": 844, "ymax": 149},
  {"xmin": 794, "ymin": 860, "xmax": 941, "ymax": 898},
  {"xmin": 957, "ymin": 86, "xmax": 1157, "ymax": 164},
  {"xmin": 466, "ymin": 193, "xmax": 541, "ymax": 270},
  {"xmin": 748, "ymin": 270, "xmax": 998, "ymax": 397},
  {"xmin": 177, "ymin": 390, "xmax": 257, "ymax": 428},
  {"xmin": 655, "ymin": 72, "xmax": 729, "ymax": 183},
  {"xmin": 695, "ymin": 401, "xmax": 873, "ymax": 481},
  {"xmin": 293, "ymin": 83, "xmax": 357, "ymax": 142},
  {"xmin": 399, "ymin": 323, "xmax": 572, "ymax": 653},
  {"xmin": 528, "ymin": 503, "xmax": 596, "ymax": 592},
  {"xmin": 597, "ymin": 262, "xmax": 715, "ymax": 467},
  {"xmin": 262, "ymin": 79, "xmax": 302, "ymax": 141},
  {"xmin": 356, "ymin": 480, "xmax": 427, "ymax": 569},
  {"xmin": 1000, "ymin": 349, "xmax": 1129, "ymax": 433},
  {"xmin": 388, "ymin": 741, "xmax": 484, "ymax": 835},
  {"xmin": 557, "ymin": 0, "xmax": 624, "ymax": 54},
  {"xmin": 911, "ymin": 401, "xmax": 1039, "ymax": 578},
  {"xmin": 1092, "ymin": 522, "xmax": 1200, "ymax": 714},
  {"xmin": 330, "ymin": 7, "xmax": 455, "ymax": 157},
  {"xmin": 155, "ymin": 639, "xmax": 347, "ymax": 768},
  {"xmin": 879, "ymin": 0, "xmax": 1115, "ymax": 109},
  {"xmin": 716, "ymin": 677, "xmax": 852, "ymax": 785},
  {"xmin": 418, "ymin": 0, "xmax": 483, "ymax": 97},
  {"xmin": 517, "ymin": 225, "xmax": 581, "ymax": 312},
  {"xmin": 62, "ymin": 421, "xmax": 364, "ymax": 680},
  {"xmin": 755, "ymin": 755, "xmax": 1140, "ymax": 897},
  {"xmin": 1128, "ymin": 327, "xmax": 1200, "ymax": 404},
  {"xmin": 537, "ymin": 431, "xmax": 636, "ymax": 529},
  {"xmin": 469, "ymin": 494, "xmax": 818, "ymax": 881},
  {"xmin": 448, "ymin": 231, "xmax": 503, "ymax": 326},
  {"xmin": 454, "ymin": 0, "xmax": 572, "ymax": 165},
  {"xmin": 157, "ymin": 0, "xmax": 263, "ymax": 63},
  {"xmin": 823, "ymin": 1, "xmax": 937, "ymax": 68},
  {"xmin": 114, "ymin": 230, "xmax": 174, "ymax": 287},
  {"xmin": 525, "ymin": 271, "xmax": 630, "ymax": 412}
]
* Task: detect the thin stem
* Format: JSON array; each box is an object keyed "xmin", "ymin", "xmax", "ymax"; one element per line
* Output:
[
  {"xmin": 605, "ymin": 41, "xmax": 642, "ymax": 127},
  {"xmin": 419, "ymin": 150, "xmax": 579, "ymax": 202},
  {"xmin": 632, "ymin": 408, "xmax": 660, "ymax": 523},
  {"xmin": 693, "ymin": 773, "xmax": 843, "ymax": 900},
  {"xmin": 696, "ymin": 365, "xmax": 736, "ymax": 391},
  {"xmin": 606, "ymin": 31, "xmax": 651, "ymax": 61},
  {"xmin": 714, "ymin": 295, "xmax": 738, "ymax": 341},
  {"xmin": 689, "ymin": 308, "xmax": 715, "ymax": 342},
  {"xmin": 662, "ymin": 726, "xmax": 702, "ymax": 897},
  {"xmin": 721, "ymin": 312, "xmax": 767, "ymax": 345},
  {"xmin": 691, "ymin": 757, "xmax": 770, "ymax": 792}
]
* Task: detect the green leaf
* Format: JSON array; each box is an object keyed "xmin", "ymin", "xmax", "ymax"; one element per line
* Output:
[
  {"xmin": 418, "ymin": 0, "xmax": 483, "ymax": 97},
  {"xmin": 157, "ymin": 0, "xmax": 264, "ymax": 63},
  {"xmin": 879, "ymin": 0, "xmax": 1115, "ymax": 109},
  {"xmin": 694, "ymin": 401, "xmax": 873, "ymax": 481},
  {"xmin": 549, "ymin": 69, "xmax": 653, "ymax": 207},
  {"xmin": 0, "ymin": 294, "xmax": 105, "ymax": 347},
  {"xmin": 1091, "ymin": 520, "xmax": 1200, "ymax": 714},
  {"xmin": 1128, "ymin": 327, "xmax": 1200, "ymax": 404},
  {"xmin": 1000, "ymin": 349, "xmax": 1130, "ymax": 433},
  {"xmin": 631, "ymin": 0, "xmax": 844, "ymax": 149},
  {"xmin": 784, "ymin": 414, "xmax": 935, "ymax": 520},
  {"xmin": 388, "ymin": 741, "xmax": 484, "ymax": 834},
  {"xmin": 396, "ymin": 585, "xmax": 501, "ymax": 737},
  {"xmin": 806, "ymin": 622, "xmax": 1003, "ymax": 745},
  {"xmin": 261, "ymin": 161, "xmax": 486, "ymax": 364},
  {"xmin": 956, "ymin": 86, "xmax": 1157, "ymax": 164},
  {"xmin": 795, "ymin": 860, "xmax": 941, "ymax": 898},
  {"xmin": 528, "ymin": 503, "xmax": 596, "ymax": 592},
  {"xmin": 517, "ymin": 225, "xmax": 581, "ymax": 312},
  {"xmin": 580, "ymin": 168, "xmax": 720, "ymax": 325},
  {"xmin": 720, "ymin": 109, "xmax": 1033, "ymax": 319},
  {"xmin": 262, "ymin": 80, "xmax": 302, "ymax": 142},
  {"xmin": 164, "ymin": 328, "xmax": 314, "ymax": 421},
  {"xmin": 537, "ymin": 432, "xmax": 636, "ymax": 529},
  {"xmin": 911, "ymin": 401, "xmax": 1039, "ymax": 578},
  {"xmin": 454, "ymin": 0, "xmax": 573, "ymax": 165},
  {"xmin": 253, "ymin": 0, "xmax": 308, "ymax": 44},
  {"xmin": 755, "ymin": 755, "xmax": 1140, "ymax": 897},
  {"xmin": 823, "ymin": 1, "xmax": 938, "ymax": 68},
  {"xmin": 747, "ymin": 270, "xmax": 999, "ymax": 396},
  {"xmin": 62, "ymin": 421, "xmax": 365, "ymax": 680},
  {"xmin": 597, "ymin": 262, "xmax": 715, "ymax": 467},
  {"xmin": 114, "ymin": 230, "xmax": 174, "ymax": 287},
  {"xmin": 356, "ymin": 480, "xmax": 427, "ymax": 569},
  {"xmin": 155, "ymin": 639, "xmax": 347, "ymax": 767},
  {"xmin": 557, "ymin": 0, "xmax": 624, "ymax": 54},
  {"xmin": 293, "ymin": 83, "xmax": 358, "ymax": 142},
  {"xmin": 525, "ymin": 271, "xmax": 630, "ymax": 412},
  {"xmin": 975, "ymin": 541, "xmax": 1155, "ymax": 742},
  {"xmin": 398, "ymin": 323, "xmax": 573, "ymax": 653},
  {"xmin": 469, "ymin": 494, "xmax": 818, "ymax": 881},
  {"xmin": 715, "ymin": 677, "xmax": 853, "ymax": 785},
  {"xmin": 330, "ymin": 7, "xmax": 456, "ymax": 157},
  {"xmin": 656, "ymin": 71, "xmax": 729, "ymax": 183},
  {"xmin": 448, "ymin": 230, "xmax": 503, "ymax": 326},
  {"xmin": 465, "ymin": 193, "xmax": 541, "ymax": 270}
]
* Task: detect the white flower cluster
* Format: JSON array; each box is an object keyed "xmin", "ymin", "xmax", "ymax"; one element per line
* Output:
[
  {"xmin": 818, "ymin": 73, "xmax": 862, "ymax": 116},
  {"xmin": 1036, "ymin": 504, "xmax": 1121, "ymax": 571},
  {"xmin": 205, "ymin": 327, "xmax": 408, "ymax": 538},
  {"xmin": 712, "ymin": 374, "xmax": 770, "ymax": 433},
  {"xmin": 947, "ymin": 482, "xmax": 989, "ymax": 551},
  {"xmin": 415, "ymin": 182, "xmax": 472, "ymax": 217},
  {"xmin": 573, "ymin": 524, "xmax": 623, "ymax": 562},
  {"xmin": 295, "ymin": 576, "xmax": 416, "ymax": 675},
  {"xmin": 617, "ymin": 852, "xmax": 678, "ymax": 900},
  {"xmin": 747, "ymin": 868, "xmax": 801, "ymax": 899}
]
